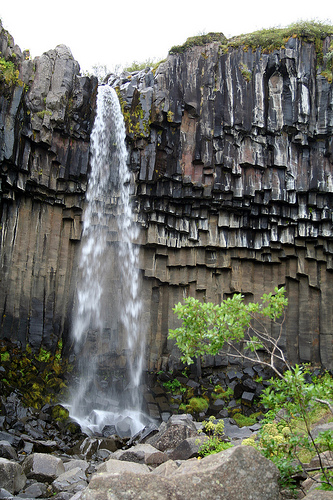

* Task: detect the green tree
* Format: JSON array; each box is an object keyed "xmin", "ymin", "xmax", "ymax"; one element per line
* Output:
[{"xmin": 169, "ymin": 286, "xmax": 288, "ymax": 378}]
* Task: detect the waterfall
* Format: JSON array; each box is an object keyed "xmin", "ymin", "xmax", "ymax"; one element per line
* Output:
[{"xmin": 68, "ymin": 85, "xmax": 147, "ymax": 437}]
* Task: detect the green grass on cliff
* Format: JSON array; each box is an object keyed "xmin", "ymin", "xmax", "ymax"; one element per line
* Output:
[
  {"xmin": 169, "ymin": 32, "xmax": 227, "ymax": 54},
  {"xmin": 224, "ymin": 20, "xmax": 333, "ymax": 56},
  {"xmin": 169, "ymin": 20, "xmax": 333, "ymax": 59}
]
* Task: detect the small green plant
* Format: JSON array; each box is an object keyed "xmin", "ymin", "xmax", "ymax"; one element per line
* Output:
[
  {"xmin": 199, "ymin": 416, "xmax": 233, "ymax": 456},
  {"xmin": 0, "ymin": 57, "xmax": 22, "ymax": 86},
  {"xmin": 259, "ymin": 367, "xmax": 333, "ymax": 490},
  {"xmin": 0, "ymin": 351, "xmax": 10, "ymax": 362},
  {"xmin": 163, "ymin": 378, "xmax": 186, "ymax": 394},
  {"xmin": 239, "ymin": 62, "xmax": 252, "ymax": 82},
  {"xmin": 36, "ymin": 110, "xmax": 52, "ymax": 119}
]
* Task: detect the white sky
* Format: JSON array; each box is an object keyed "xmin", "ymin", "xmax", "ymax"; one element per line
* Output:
[{"xmin": 1, "ymin": 1, "xmax": 332, "ymax": 73}]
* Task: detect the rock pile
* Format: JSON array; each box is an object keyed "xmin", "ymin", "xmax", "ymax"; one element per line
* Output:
[{"xmin": 0, "ymin": 392, "xmax": 331, "ymax": 499}]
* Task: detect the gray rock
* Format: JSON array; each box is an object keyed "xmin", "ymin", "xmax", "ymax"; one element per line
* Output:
[
  {"xmin": 63, "ymin": 460, "xmax": 89, "ymax": 474},
  {"xmin": 223, "ymin": 419, "xmax": 252, "ymax": 440},
  {"xmin": 308, "ymin": 450, "xmax": 333, "ymax": 469},
  {"xmin": 115, "ymin": 443, "xmax": 167, "ymax": 466},
  {"xmin": 96, "ymin": 458, "xmax": 150, "ymax": 475},
  {"xmin": 146, "ymin": 414, "xmax": 199, "ymax": 452},
  {"xmin": 18, "ymin": 481, "xmax": 47, "ymax": 498},
  {"xmin": 303, "ymin": 491, "xmax": 333, "ymax": 499},
  {"xmin": 168, "ymin": 435, "xmax": 209, "ymax": 460},
  {"xmin": 0, "ymin": 458, "xmax": 26, "ymax": 494},
  {"xmin": 151, "ymin": 459, "xmax": 179, "ymax": 477},
  {"xmin": 52, "ymin": 467, "xmax": 87, "ymax": 494},
  {"xmin": 0, "ymin": 441, "xmax": 18, "ymax": 461},
  {"xmin": 75, "ymin": 445, "xmax": 279, "ymax": 499},
  {"xmin": 22, "ymin": 453, "xmax": 65, "ymax": 483},
  {"xmin": 311, "ymin": 422, "xmax": 333, "ymax": 440},
  {"xmin": 0, "ymin": 488, "xmax": 13, "ymax": 498}
]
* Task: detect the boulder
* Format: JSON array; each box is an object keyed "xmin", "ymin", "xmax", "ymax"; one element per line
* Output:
[
  {"xmin": 146, "ymin": 414, "xmax": 199, "ymax": 452},
  {"xmin": 52, "ymin": 467, "xmax": 87, "ymax": 494},
  {"xmin": 308, "ymin": 450, "xmax": 333, "ymax": 469},
  {"xmin": 168, "ymin": 435, "xmax": 209, "ymax": 460},
  {"xmin": 64, "ymin": 460, "xmax": 89, "ymax": 474},
  {"xmin": 22, "ymin": 453, "xmax": 65, "ymax": 482},
  {"xmin": 18, "ymin": 481, "xmax": 48, "ymax": 498},
  {"xmin": 303, "ymin": 492, "xmax": 333, "ymax": 499},
  {"xmin": 0, "ymin": 457, "xmax": 26, "ymax": 494},
  {"xmin": 311, "ymin": 422, "xmax": 333, "ymax": 440},
  {"xmin": 96, "ymin": 458, "xmax": 150, "ymax": 475},
  {"xmin": 115, "ymin": 443, "xmax": 168, "ymax": 466},
  {"xmin": 0, "ymin": 441, "xmax": 18, "ymax": 461},
  {"xmin": 151, "ymin": 459, "xmax": 179, "ymax": 477},
  {"xmin": 75, "ymin": 445, "xmax": 279, "ymax": 499}
]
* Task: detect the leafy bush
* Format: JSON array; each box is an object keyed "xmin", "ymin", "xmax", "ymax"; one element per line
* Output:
[
  {"xmin": 169, "ymin": 286, "xmax": 288, "ymax": 377},
  {"xmin": 169, "ymin": 287, "xmax": 333, "ymax": 490},
  {"xmin": 255, "ymin": 367, "xmax": 333, "ymax": 490}
]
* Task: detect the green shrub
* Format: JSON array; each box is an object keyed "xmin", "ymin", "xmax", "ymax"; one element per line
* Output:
[{"xmin": 163, "ymin": 378, "xmax": 186, "ymax": 394}]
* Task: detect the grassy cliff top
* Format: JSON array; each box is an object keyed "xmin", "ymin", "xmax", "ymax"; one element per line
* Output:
[{"xmin": 169, "ymin": 20, "xmax": 333, "ymax": 55}]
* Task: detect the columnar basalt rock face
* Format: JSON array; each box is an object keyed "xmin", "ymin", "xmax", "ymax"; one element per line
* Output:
[
  {"xmin": 0, "ymin": 22, "xmax": 97, "ymax": 351},
  {"xmin": 1, "ymin": 22, "xmax": 333, "ymax": 371},
  {"xmin": 114, "ymin": 36, "xmax": 333, "ymax": 370}
]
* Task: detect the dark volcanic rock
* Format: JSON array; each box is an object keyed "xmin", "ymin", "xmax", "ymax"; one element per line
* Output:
[{"xmin": 0, "ymin": 20, "xmax": 333, "ymax": 373}]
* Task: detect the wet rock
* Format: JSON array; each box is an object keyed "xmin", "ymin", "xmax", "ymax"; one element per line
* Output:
[
  {"xmin": 101, "ymin": 425, "xmax": 116, "ymax": 437},
  {"xmin": 0, "ymin": 458, "xmax": 26, "ymax": 494},
  {"xmin": 22, "ymin": 453, "xmax": 65, "ymax": 482}
]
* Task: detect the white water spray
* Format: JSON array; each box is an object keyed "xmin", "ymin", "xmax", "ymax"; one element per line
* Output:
[{"xmin": 69, "ymin": 85, "xmax": 146, "ymax": 436}]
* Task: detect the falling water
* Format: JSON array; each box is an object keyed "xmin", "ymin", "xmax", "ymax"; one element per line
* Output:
[{"xmin": 69, "ymin": 85, "xmax": 147, "ymax": 436}]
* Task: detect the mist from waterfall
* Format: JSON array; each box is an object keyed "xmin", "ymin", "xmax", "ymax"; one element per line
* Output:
[{"xmin": 68, "ymin": 85, "xmax": 146, "ymax": 436}]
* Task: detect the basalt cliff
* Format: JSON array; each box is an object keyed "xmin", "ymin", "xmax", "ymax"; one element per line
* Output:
[{"xmin": 0, "ymin": 23, "xmax": 333, "ymax": 370}]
